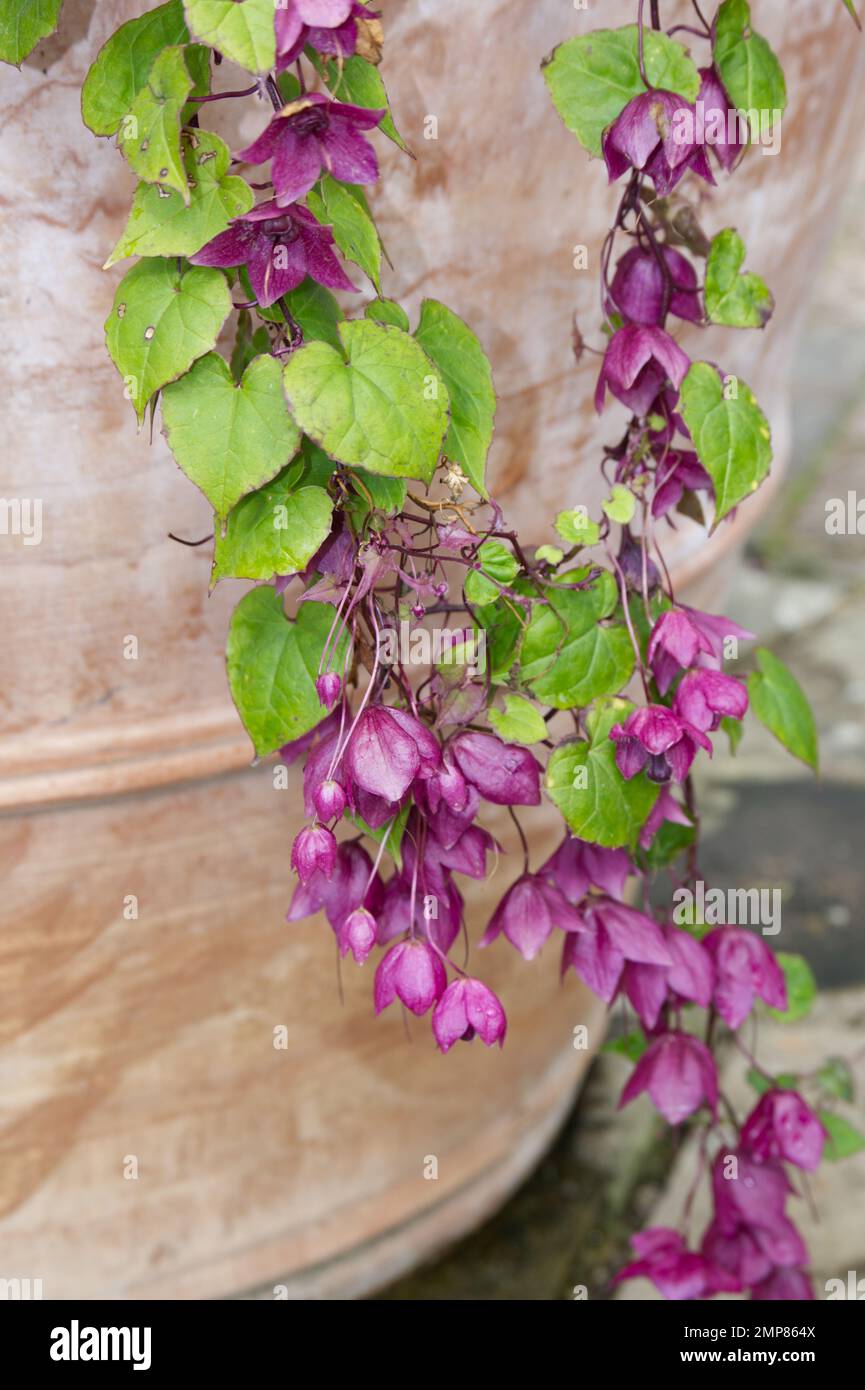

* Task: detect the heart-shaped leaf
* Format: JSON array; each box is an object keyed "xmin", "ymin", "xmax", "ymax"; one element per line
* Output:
[
  {"xmin": 227, "ymin": 589, "xmax": 350, "ymax": 756},
  {"xmin": 415, "ymin": 299, "xmax": 496, "ymax": 499},
  {"xmin": 542, "ymin": 25, "xmax": 701, "ymax": 157},
  {"xmin": 162, "ymin": 352, "xmax": 301, "ymax": 521},
  {"xmin": 105, "ymin": 259, "xmax": 232, "ymax": 422},
  {"xmin": 184, "ymin": 0, "xmax": 276, "ymax": 74},
  {"xmin": 212, "ymin": 469, "xmax": 333, "ymax": 585},
  {"xmin": 488, "ymin": 695, "xmax": 547, "ymax": 746},
  {"xmin": 464, "ymin": 541, "xmax": 519, "ymax": 606},
  {"xmin": 546, "ymin": 717, "xmax": 659, "ymax": 849},
  {"xmin": 748, "ymin": 648, "xmax": 818, "ymax": 771},
  {"xmin": 117, "ymin": 45, "xmax": 194, "ymax": 201},
  {"xmin": 705, "ymin": 229, "xmax": 774, "ymax": 329},
  {"xmin": 714, "ymin": 0, "xmax": 786, "ymax": 133},
  {"xmin": 820, "ymin": 1111, "xmax": 865, "ymax": 1161},
  {"xmin": 365, "ymin": 299, "xmax": 410, "ymax": 332},
  {"xmin": 82, "ymin": 1, "xmax": 190, "ymax": 135},
  {"xmin": 679, "ymin": 361, "xmax": 772, "ymax": 526},
  {"xmin": 282, "ymin": 320, "xmax": 450, "ymax": 483},
  {"xmin": 0, "ymin": 0, "xmax": 63, "ymax": 65},
  {"xmin": 307, "ymin": 175, "xmax": 381, "ymax": 291},
  {"xmin": 602, "ymin": 483, "xmax": 636, "ymax": 525},
  {"xmin": 520, "ymin": 569, "xmax": 634, "ymax": 708},
  {"xmin": 106, "ymin": 130, "xmax": 253, "ymax": 266}
]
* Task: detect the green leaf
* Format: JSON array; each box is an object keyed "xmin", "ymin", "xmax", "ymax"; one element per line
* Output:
[
  {"xmin": 520, "ymin": 570, "xmax": 634, "ymax": 709},
  {"xmin": 748, "ymin": 648, "xmax": 819, "ymax": 771},
  {"xmin": 602, "ymin": 484, "xmax": 636, "ymax": 525},
  {"xmin": 679, "ymin": 361, "xmax": 772, "ymax": 526},
  {"xmin": 0, "ymin": 0, "xmax": 63, "ymax": 65},
  {"xmin": 817, "ymin": 1057, "xmax": 855, "ymax": 1103},
  {"xmin": 488, "ymin": 694, "xmax": 547, "ymax": 746},
  {"xmin": 117, "ymin": 45, "xmax": 194, "ymax": 201},
  {"xmin": 644, "ymin": 815, "xmax": 696, "ymax": 872},
  {"xmin": 842, "ymin": 0, "xmax": 862, "ymax": 30},
  {"xmin": 746, "ymin": 1068, "xmax": 799, "ymax": 1096},
  {"xmin": 720, "ymin": 714, "xmax": 744, "ymax": 755},
  {"xmin": 765, "ymin": 952, "xmax": 817, "ymax": 1024},
  {"xmin": 162, "ymin": 352, "xmax": 301, "ymax": 521},
  {"xmin": 82, "ymin": 1, "xmax": 190, "ymax": 135},
  {"xmin": 282, "ymin": 320, "xmax": 450, "ymax": 483},
  {"xmin": 603, "ymin": 1031, "xmax": 648, "ymax": 1063},
  {"xmin": 714, "ymin": 0, "xmax": 786, "ymax": 134},
  {"xmin": 819, "ymin": 1110, "xmax": 865, "ymax": 1161},
  {"xmin": 105, "ymin": 258, "xmax": 231, "ymax": 422},
  {"xmin": 105, "ymin": 130, "xmax": 252, "ymax": 266},
  {"xmin": 546, "ymin": 707, "xmax": 659, "ymax": 849},
  {"xmin": 555, "ymin": 509, "xmax": 600, "ymax": 547},
  {"xmin": 464, "ymin": 540, "xmax": 519, "ymax": 607},
  {"xmin": 475, "ymin": 597, "xmax": 527, "ymax": 682},
  {"xmin": 231, "ymin": 310, "xmax": 271, "ymax": 380},
  {"xmin": 278, "ymin": 278, "xmax": 345, "ymax": 352},
  {"xmin": 365, "ymin": 298, "xmax": 409, "ymax": 332},
  {"xmin": 542, "ymin": 25, "xmax": 701, "ymax": 158},
  {"xmin": 347, "ymin": 469, "xmax": 406, "ymax": 517},
  {"xmin": 414, "ymin": 299, "xmax": 496, "ymax": 499},
  {"xmin": 314, "ymin": 52, "xmax": 410, "ymax": 153},
  {"xmin": 183, "ymin": 0, "xmax": 275, "ymax": 73},
  {"xmin": 535, "ymin": 544, "xmax": 564, "ymax": 566},
  {"xmin": 212, "ymin": 470, "xmax": 333, "ymax": 585},
  {"xmin": 226, "ymin": 589, "xmax": 350, "ymax": 756},
  {"xmin": 705, "ymin": 229, "xmax": 774, "ymax": 330},
  {"xmin": 307, "ymin": 174, "xmax": 381, "ymax": 291}
]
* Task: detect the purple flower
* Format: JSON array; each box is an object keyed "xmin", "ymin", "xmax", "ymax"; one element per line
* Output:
[
  {"xmin": 287, "ymin": 840, "xmax": 382, "ymax": 933},
  {"xmin": 190, "ymin": 200, "xmax": 355, "ymax": 308},
  {"xmin": 373, "ymin": 938, "xmax": 447, "ymax": 1016},
  {"xmin": 314, "ymin": 777, "xmax": 347, "ymax": 821},
  {"xmin": 540, "ymin": 834, "xmax": 632, "ymax": 903},
  {"xmin": 595, "ymin": 324, "xmax": 691, "ymax": 417},
  {"xmin": 432, "ymin": 978, "xmax": 507, "ymax": 1053},
  {"xmin": 751, "ymin": 1267, "xmax": 814, "ymax": 1301},
  {"xmin": 652, "ymin": 449, "xmax": 713, "ymax": 518},
  {"xmin": 681, "ymin": 606, "xmax": 756, "ymax": 665},
  {"xmin": 609, "ymin": 245, "xmax": 701, "ymax": 326},
  {"xmin": 337, "ymin": 906, "xmax": 378, "ymax": 964},
  {"xmin": 619, "ymin": 1031, "xmax": 718, "ymax": 1124},
  {"xmin": 614, "ymin": 1227, "xmax": 737, "ymax": 1301},
  {"xmin": 639, "ymin": 786, "xmax": 692, "ymax": 850},
  {"xmin": 697, "ymin": 67, "xmax": 743, "ymax": 173},
  {"xmin": 237, "ymin": 93, "xmax": 385, "ymax": 207},
  {"xmin": 276, "ymin": 0, "xmax": 370, "ymax": 67},
  {"xmin": 619, "ymin": 924, "xmax": 714, "ymax": 1030},
  {"xmin": 674, "ymin": 668, "xmax": 748, "ymax": 733},
  {"xmin": 603, "ymin": 90, "xmax": 716, "ymax": 197},
  {"xmin": 316, "ymin": 672, "xmax": 342, "ymax": 711},
  {"xmin": 291, "ymin": 824, "xmax": 337, "ymax": 883},
  {"xmin": 701, "ymin": 1221, "xmax": 773, "ymax": 1290},
  {"xmin": 377, "ymin": 872, "xmax": 464, "ymax": 954},
  {"xmin": 703, "ymin": 928, "xmax": 787, "ymax": 1030},
  {"xmin": 740, "ymin": 1091, "xmax": 826, "ymax": 1172},
  {"xmin": 561, "ymin": 898, "xmax": 671, "ymax": 1006},
  {"xmin": 481, "ymin": 874, "xmax": 585, "ymax": 961},
  {"xmin": 711, "ymin": 1150, "xmax": 808, "ymax": 1270},
  {"xmin": 647, "ymin": 610, "xmax": 715, "ymax": 695},
  {"xmin": 450, "ymin": 731, "xmax": 542, "ymax": 806},
  {"xmin": 610, "ymin": 704, "xmax": 712, "ymax": 784},
  {"xmin": 344, "ymin": 705, "xmax": 441, "ymax": 804}
]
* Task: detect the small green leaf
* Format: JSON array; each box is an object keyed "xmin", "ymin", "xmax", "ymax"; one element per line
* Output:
[
  {"xmin": 535, "ymin": 544, "xmax": 564, "ymax": 566},
  {"xmin": 0, "ymin": 0, "xmax": 63, "ymax": 65},
  {"xmin": 465, "ymin": 540, "xmax": 519, "ymax": 606},
  {"xmin": 714, "ymin": 0, "xmax": 786, "ymax": 135},
  {"xmin": 748, "ymin": 648, "xmax": 819, "ymax": 771},
  {"xmin": 105, "ymin": 258, "xmax": 232, "ymax": 422},
  {"xmin": 488, "ymin": 694, "xmax": 547, "ymax": 746},
  {"xmin": 720, "ymin": 715, "xmax": 744, "ymax": 755},
  {"xmin": 746, "ymin": 1069, "xmax": 799, "ymax": 1095},
  {"xmin": 817, "ymin": 1057, "xmax": 855, "ymax": 1104},
  {"xmin": 603, "ymin": 1031, "xmax": 648, "ymax": 1063},
  {"xmin": 183, "ymin": 0, "xmax": 275, "ymax": 73},
  {"xmin": 679, "ymin": 361, "xmax": 772, "ymax": 526},
  {"xmin": 602, "ymin": 484, "xmax": 636, "ymax": 525},
  {"xmin": 212, "ymin": 471, "xmax": 333, "ymax": 584},
  {"xmin": 765, "ymin": 952, "xmax": 817, "ymax": 1024},
  {"xmin": 546, "ymin": 709, "xmax": 659, "ymax": 850},
  {"xmin": 475, "ymin": 596, "xmax": 528, "ymax": 682},
  {"xmin": 542, "ymin": 25, "xmax": 701, "ymax": 158},
  {"xmin": 227, "ymin": 589, "xmax": 350, "ymax": 756},
  {"xmin": 117, "ymin": 45, "xmax": 194, "ymax": 201},
  {"xmin": 414, "ymin": 299, "xmax": 496, "ymax": 499},
  {"xmin": 307, "ymin": 174, "xmax": 381, "ymax": 290},
  {"xmin": 82, "ymin": 1, "xmax": 190, "ymax": 135},
  {"xmin": 819, "ymin": 1110, "xmax": 865, "ymax": 1161},
  {"xmin": 705, "ymin": 229, "xmax": 774, "ymax": 329},
  {"xmin": 520, "ymin": 570, "xmax": 634, "ymax": 709},
  {"xmin": 644, "ymin": 816, "xmax": 696, "ymax": 872},
  {"xmin": 282, "ymin": 320, "xmax": 450, "ymax": 483},
  {"xmin": 162, "ymin": 352, "xmax": 301, "ymax": 521},
  {"xmin": 842, "ymin": 0, "xmax": 862, "ymax": 30},
  {"xmin": 314, "ymin": 52, "xmax": 410, "ymax": 153},
  {"xmin": 555, "ymin": 509, "xmax": 600, "ymax": 547},
  {"xmin": 106, "ymin": 130, "xmax": 252, "ymax": 266},
  {"xmin": 365, "ymin": 299, "xmax": 410, "ymax": 332},
  {"xmin": 347, "ymin": 469, "xmax": 406, "ymax": 517}
]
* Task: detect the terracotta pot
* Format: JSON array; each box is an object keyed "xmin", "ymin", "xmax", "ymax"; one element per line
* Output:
[{"xmin": 0, "ymin": 1, "xmax": 861, "ymax": 1299}]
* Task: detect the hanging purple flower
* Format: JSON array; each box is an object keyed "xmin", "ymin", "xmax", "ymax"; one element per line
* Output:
[
  {"xmin": 450, "ymin": 731, "xmax": 542, "ymax": 806},
  {"xmin": 609, "ymin": 245, "xmax": 701, "ymax": 326},
  {"xmin": 602, "ymin": 90, "xmax": 716, "ymax": 197},
  {"xmin": 673, "ymin": 668, "xmax": 749, "ymax": 733},
  {"xmin": 610, "ymin": 704, "xmax": 712, "ymax": 784},
  {"xmin": 236, "ymin": 93, "xmax": 385, "ymax": 207},
  {"xmin": 276, "ymin": 0, "xmax": 374, "ymax": 68},
  {"xmin": 190, "ymin": 199, "xmax": 355, "ymax": 307},
  {"xmin": 710, "ymin": 1150, "xmax": 808, "ymax": 1271},
  {"xmin": 291, "ymin": 824, "xmax": 337, "ymax": 883},
  {"xmin": 618, "ymin": 923, "xmax": 714, "ymax": 1030},
  {"xmin": 595, "ymin": 324, "xmax": 691, "ymax": 417},
  {"xmin": 432, "ymin": 978, "xmax": 507, "ymax": 1054},
  {"xmin": 647, "ymin": 609, "xmax": 716, "ymax": 695},
  {"xmin": 373, "ymin": 938, "xmax": 447, "ymax": 1016},
  {"xmin": 619, "ymin": 1031, "xmax": 718, "ymax": 1124},
  {"xmin": 561, "ymin": 898, "xmax": 672, "ymax": 1007},
  {"xmin": 703, "ymin": 927, "xmax": 787, "ymax": 1030},
  {"xmin": 701, "ymin": 1221, "xmax": 774, "ymax": 1290},
  {"xmin": 313, "ymin": 777, "xmax": 347, "ymax": 821},
  {"xmin": 315, "ymin": 672, "xmax": 342, "ymax": 711},
  {"xmin": 540, "ymin": 834, "xmax": 632, "ymax": 903},
  {"xmin": 337, "ymin": 906, "xmax": 378, "ymax": 964},
  {"xmin": 481, "ymin": 874, "xmax": 586, "ymax": 961},
  {"xmin": 740, "ymin": 1090, "xmax": 826, "ymax": 1172},
  {"xmin": 344, "ymin": 705, "xmax": 441, "ymax": 804},
  {"xmin": 652, "ymin": 449, "xmax": 713, "ymax": 519},
  {"xmin": 287, "ymin": 840, "xmax": 382, "ymax": 933},
  {"xmin": 614, "ymin": 1227, "xmax": 738, "ymax": 1300},
  {"xmin": 680, "ymin": 606, "xmax": 756, "ymax": 665},
  {"xmin": 697, "ymin": 66, "xmax": 743, "ymax": 173}
]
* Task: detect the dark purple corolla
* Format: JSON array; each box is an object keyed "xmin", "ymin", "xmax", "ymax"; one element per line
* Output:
[
  {"xmin": 610, "ymin": 704, "xmax": 712, "ymax": 784},
  {"xmin": 276, "ymin": 0, "xmax": 373, "ymax": 67},
  {"xmin": 652, "ymin": 449, "xmax": 713, "ymax": 519},
  {"xmin": 602, "ymin": 90, "xmax": 715, "ymax": 197},
  {"xmin": 344, "ymin": 705, "xmax": 441, "ymax": 804},
  {"xmin": 711, "ymin": 1150, "xmax": 808, "ymax": 1272},
  {"xmin": 609, "ymin": 245, "xmax": 701, "ymax": 327},
  {"xmin": 595, "ymin": 324, "xmax": 691, "ymax": 417},
  {"xmin": 619, "ymin": 923, "xmax": 714, "ymax": 1030},
  {"xmin": 740, "ymin": 1090, "xmax": 826, "ymax": 1172},
  {"xmin": 432, "ymin": 978, "xmax": 507, "ymax": 1054},
  {"xmin": 373, "ymin": 938, "xmax": 446, "ymax": 1016},
  {"xmin": 674, "ymin": 668, "xmax": 748, "ymax": 733},
  {"xmin": 287, "ymin": 840, "xmax": 382, "ymax": 934},
  {"xmin": 540, "ymin": 834, "xmax": 632, "ymax": 903},
  {"xmin": 190, "ymin": 200, "xmax": 355, "ymax": 307},
  {"xmin": 647, "ymin": 609, "xmax": 715, "ymax": 695},
  {"xmin": 237, "ymin": 93, "xmax": 385, "ymax": 207},
  {"xmin": 703, "ymin": 927, "xmax": 787, "ymax": 1030},
  {"xmin": 481, "ymin": 873, "xmax": 585, "ymax": 961},
  {"xmin": 614, "ymin": 1227, "xmax": 738, "ymax": 1300},
  {"xmin": 450, "ymin": 731, "xmax": 542, "ymax": 806},
  {"xmin": 337, "ymin": 906, "xmax": 378, "ymax": 964},
  {"xmin": 291, "ymin": 824, "xmax": 337, "ymax": 883},
  {"xmin": 315, "ymin": 672, "xmax": 342, "ymax": 711},
  {"xmin": 560, "ymin": 898, "xmax": 672, "ymax": 1007},
  {"xmin": 619, "ymin": 1031, "xmax": 718, "ymax": 1124}
]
